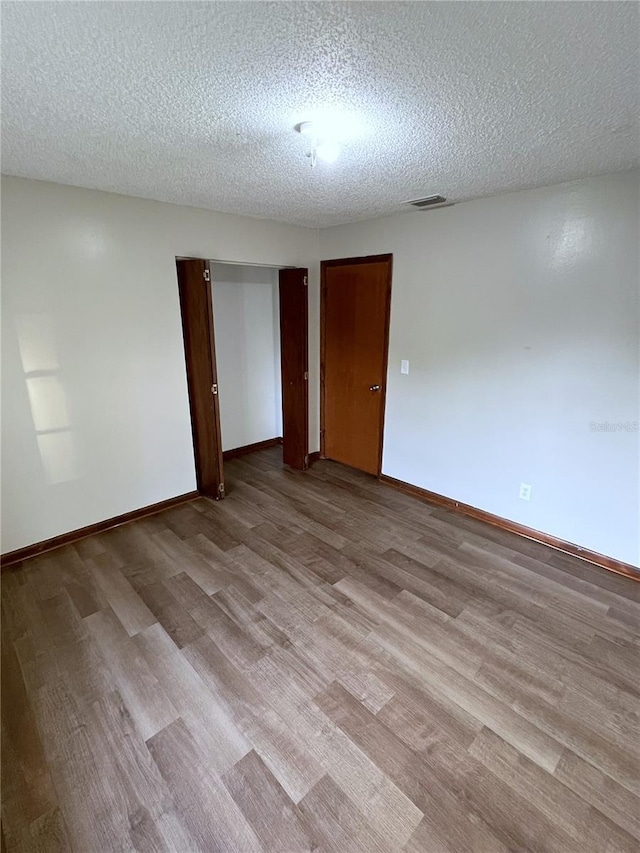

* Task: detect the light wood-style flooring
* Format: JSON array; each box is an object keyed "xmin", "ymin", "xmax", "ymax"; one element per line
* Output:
[{"xmin": 2, "ymin": 448, "xmax": 639, "ymax": 852}]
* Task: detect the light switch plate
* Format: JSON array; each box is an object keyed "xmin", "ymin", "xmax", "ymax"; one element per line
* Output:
[{"xmin": 401, "ymin": 359, "xmax": 410, "ymax": 375}]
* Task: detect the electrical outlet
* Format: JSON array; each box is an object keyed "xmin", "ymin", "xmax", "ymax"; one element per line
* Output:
[
  {"xmin": 519, "ymin": 483, "xmax": 532, "ymax": 501},
  {"xmin": 401, "ymin": 359, "xmax": 409, "ymax": 375}
]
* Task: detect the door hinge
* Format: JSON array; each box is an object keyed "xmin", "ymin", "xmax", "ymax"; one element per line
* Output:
[
  {"xmin": 211, "ymin": 383, "xmax": 218, "ymax": 395},
  {"xmin": 304, "ymin": 371, "xmax": 308, "ymax": 381},
  {"xmin": 303, "ymin": 276, "xmax": 308, "ymax": 286},
  {"xmin": 203, "ymin": 269, "xmax": 210, "ymax": 282}
]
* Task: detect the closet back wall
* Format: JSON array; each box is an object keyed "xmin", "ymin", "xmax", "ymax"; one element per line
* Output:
[{"xmin": 212, "ymin": 264, "xmax": 282, "ymax": 452}]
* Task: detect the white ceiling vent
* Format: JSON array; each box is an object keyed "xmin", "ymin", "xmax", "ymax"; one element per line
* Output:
[{"xmin": 405, "ymin": 195, "xmax": 449, "ymax": 209}]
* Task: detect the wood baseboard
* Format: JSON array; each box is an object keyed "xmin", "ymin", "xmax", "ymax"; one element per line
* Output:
[
  {"xmin": 223, "ymin": 437, "xmax": 282, "ymax": 461},
  {"xmin": 308, "ymin": 451, "xmax": 321, "ymax": 464},
  {"xmin": 1, "ymin": 491, "xmax": 200, "ymax": 570},
  {"xmin": 379, "ymin": 474, "xmax": 639, "ymax": 582}
]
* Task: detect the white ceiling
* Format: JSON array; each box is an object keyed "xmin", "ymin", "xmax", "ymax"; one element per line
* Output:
[{"xmin": 2, "ymin": 2, "xmax": 638, "ymax": 228}]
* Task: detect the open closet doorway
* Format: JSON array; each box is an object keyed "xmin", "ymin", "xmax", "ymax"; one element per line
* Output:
[
  {"xmin": 176, "ymin": 258, "xmax": 309, "ymax": 500},
  {"xmin": 211, "ymin": 263, "xmax": 284, "ymax": 459}
]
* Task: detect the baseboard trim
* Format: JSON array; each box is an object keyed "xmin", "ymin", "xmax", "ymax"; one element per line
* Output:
[
  {"xmin": 308, "ymin": 451, "xmax": 321, "ymax": 464},
  {"xmin": 223, "ymin": 437, "xmax": 282, "ymax": 461},
  {"xmin": 0, "ymin": 491, "xmax": 200, "ymax": 570},
  {"xmin": 379, "ymin": 474, "xmax": 639, "ymax": 582}
]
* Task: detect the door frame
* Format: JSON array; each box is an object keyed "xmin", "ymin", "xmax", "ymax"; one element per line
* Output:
[
  {"xmin": 176, "ymin": 256, "xmax": 310, "ymax": 494},
  {"xmin": 320, "ymin": 253, "xmax": 393, "ymax": 476}
]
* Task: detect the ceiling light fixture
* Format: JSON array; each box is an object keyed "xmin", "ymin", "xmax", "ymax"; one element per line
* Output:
[
  {"xmin": 295, "ymin": 121, "xmax": 340, "ymax": 169},
  {"xmin": 316, "ymin": 140, "xmax": 340, "ymax": 164}
]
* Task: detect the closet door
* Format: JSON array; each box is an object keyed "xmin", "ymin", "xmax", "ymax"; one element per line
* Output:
[
  {"xmin": 176, "ymin": 259, "xmax": 225, "ymax": 497},
  {"xmin": 279, "ymin": 268, "xmax": 309, "ymax": 470}
]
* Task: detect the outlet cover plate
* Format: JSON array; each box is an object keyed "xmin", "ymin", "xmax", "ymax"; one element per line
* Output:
[{"xmin": 519, "ymin": 483, "xmax": 532, "ymax": 501}]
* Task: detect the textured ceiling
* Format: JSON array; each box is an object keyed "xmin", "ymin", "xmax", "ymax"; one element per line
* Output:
[{"xmin": 2, "ymin": 2, "xmax": 638, "ymax": 228}]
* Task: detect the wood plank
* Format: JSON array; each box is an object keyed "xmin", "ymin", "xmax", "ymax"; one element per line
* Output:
[
  {"xmin": 147, "ymin": 718, "xmax": 261, "ymax": 853},
  {"xmin": 0, "ymin": 619, "xmax": 61, "ymax": 849},
  {"xmin": 84, "ymin": 607, "xmax": 179, "ymax": 741},
  {"xmin": 134, "ymin": 622, "xmax": 251, "ymax": 775},
  {"xmin": 134, "ymin": 580, "xmax": 205, "ymax": 649},
  {"xmin": 315, "ymin": 681, "xmax": 510, "ymax": 852},
  {"xmin": 554, "ymin": 749, "xmax": 640, "ymax": 841},
  {"xmin": 221, "ymin": 750, "xmax": 313, "ymax": 851},
  {"xmin": 86, "ymin": 552, "xmax": 157, "ymax": 636},
  {"xmin": 469, "ymin": 727, "xmax": 639, "ymax": 848},
  {"xmin": 297, "ymin": 773, "xmax": 388, "ymax": 853}
]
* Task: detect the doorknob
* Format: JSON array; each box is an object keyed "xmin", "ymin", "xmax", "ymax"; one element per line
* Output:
[{"xmin": 369, "ymin": 384, "xmax": 381, "ymax": 392}]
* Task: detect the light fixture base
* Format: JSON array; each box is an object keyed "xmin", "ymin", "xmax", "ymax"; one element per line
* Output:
[
  {"xmin": 295, "ymin": 121, "xmax": 316, "ymax": 136},
  {"xmin": 295, "ymin": 120, "xmax": 339, "ymax": 168}
]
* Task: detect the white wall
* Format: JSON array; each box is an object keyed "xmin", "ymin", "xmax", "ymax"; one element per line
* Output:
[
  {"xmin": 212, "ymin": 264, "xmax": 282, "ymax": 451},
  {"xmin": 321, "ymin": 172, "xmax": 640, "ymax": 566},
  {"xmin": 4, "ymin": 173, "xmax": 638, "ymax": 566},
  {"xmin": 1, "ymin": 177, "xmax": 319, "ymax": 553}
]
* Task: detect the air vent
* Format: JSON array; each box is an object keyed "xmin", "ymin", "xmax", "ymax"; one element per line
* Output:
[{"xmin": 406, "ymin": 194, "xmax": 447, "ymax": 208}]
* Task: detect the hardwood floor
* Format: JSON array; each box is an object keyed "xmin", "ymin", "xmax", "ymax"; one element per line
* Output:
[{"xmin": 2, "ymin": 447, "xmax": 639, "ymax": 852}]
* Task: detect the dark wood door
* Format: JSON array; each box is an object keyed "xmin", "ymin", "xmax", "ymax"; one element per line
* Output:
[
  {"xmin": 176, "ymin": 259, "xmax": 225, "ymax": 498},
  {"xmin": 321, "ymin": 255, "xmax": 392, "ymax": 475},
  {"xmin": 279, "ymin": 268, "xmax": 309, "ymax": 469}
]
